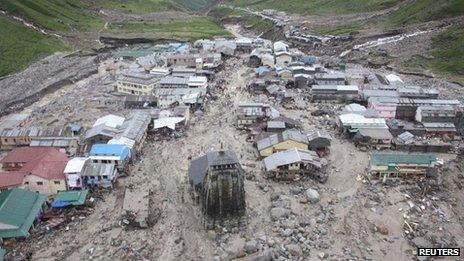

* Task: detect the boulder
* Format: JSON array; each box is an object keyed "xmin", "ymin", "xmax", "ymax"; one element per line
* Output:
[
  {"xmin": 270, "ymin": 207, "xmax": 290, "ymax": 221},
  {"xmin": 286, "ymin": 244, "xmax": 302, "ymax": 257},
  {"xmin": 244, "ymin": 240, "xmax": 259, "ymax": 254},
  {"xmin": 305, "ymin": 188, "xmax": 320, "ymax": 204}
]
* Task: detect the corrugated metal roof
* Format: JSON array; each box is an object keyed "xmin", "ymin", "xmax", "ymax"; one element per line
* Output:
[
  {"xmin": 154, "ymin": 117, "xmax": 185, "ymax": 130},
  {"xmin": 370, "ymin": 153, "xmax": 437, "ymax": 166},
  {"xmin": 267, "ymin": 121, "xmax": 285, "ymax": 129},
  {"xmin": 93, "ymin": 115, "xmax": 125, "ymax": 128},
  {"xmin": 81, "ymin": 163, "xmax": 116, "ymax": 177},
  {"xmin": 257, "ymin": 129, "xmax": 308, "ymax": 151},
  {"xmin": 357, "ymin": 128, "xmax": 393, "ymax": 139},
  {"xmin": 64, "ymin": 157, "xmax": 88, "ymax": 174},
  {"xmin": 0, "ymin": 189, "xmax": 46, "ymax": 238},
  {"xmin": 264, "ymin": 148, "xmax": 322, "ymax": 171},
  {"xmin": 397, "ymin": 131, "xmax": 414, "ymax": 144},
  {"xmin": 89, "ymin": 144, "xmax": 130, "ymax": 159},
  {"xmin": 307, "ymin": 129, "xmax": 332, "ymax": 141}
]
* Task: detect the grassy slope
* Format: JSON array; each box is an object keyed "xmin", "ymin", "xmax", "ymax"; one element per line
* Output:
[
  {"xmin": 0, "ymin": 15, "xmax": 68, "ymax": 77},
  {"xmin": 94, "ymin": 0, "xmax": 215, "ymax": 13},
  {"xmin": 403, "ymin": 26, "xmax": 464, "ymax": 84},
  {"xmin": 0, "ymin": 0, "xmax": 103, "ymax": 31},
  {"xmin": 0, "ymin": 0, "xmax": 225, "ymax": 76},
  {"xmin": 107, "ymin": 17, "xmax": 230, "ymax": 40},
  {"xmin": 384, "ymin": 0, "xmax": 464, "ymax": 26},
  {"xmin": 226, "ymin": 0, "xmax": 398, "ymax": 14}
]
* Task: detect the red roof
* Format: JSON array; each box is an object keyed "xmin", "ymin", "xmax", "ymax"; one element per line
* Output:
[
  {"xmin": 0, "ymin": 147, "xmax": 61, "ymax": 164},
  {"xmin": 0, "ymin": 172, "xmax": 26, "ymax": 189},
  {"xmin": 0, "ymin": 147, "xmax": 68, "ymax": 181}
]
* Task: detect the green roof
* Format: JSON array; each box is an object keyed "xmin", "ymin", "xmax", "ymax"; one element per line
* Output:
[
  {"xmin": 52, "ymin": 190, "xmax": 88, "ymax": 207},
  {"xmin": 370, "ymin": 153, "xmax": 437, "ymax": 166},
  {"xmin": 0, "ymin": 189, "xmax": 46, "ymax": 238}
]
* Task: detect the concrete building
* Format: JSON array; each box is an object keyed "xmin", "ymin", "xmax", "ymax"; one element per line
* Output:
[
  {"xmin": 236, "ymin": 102, "xmax": 279, "ymax": 127},
  {"xmin": 89, "ymin": 144, "xmax": 131, "ymax": 172},
  {"xmin": 275, "ymin": 51, "xmax": 292, "ymax": 67},
  {"xmin": 0, "ymin": 147, "xmax": 68, "ymax": 195},
  {"xmin": 0, "ymin": 126, "xmax": 69, "ymax": 151},
  {"xmin": 117, "ymin": 73, "xmax": 158, "ymax": 95},
  {"xmin": 314, "ymin": 72, "xmax": 345, "ymax": 85},
  {"xmin": 369, "ymin": 153, "xmax": 438, "ymax": 181},
  {"xmin": 63, "ymin": 157, "xmax": 89, "ymax": 190}
]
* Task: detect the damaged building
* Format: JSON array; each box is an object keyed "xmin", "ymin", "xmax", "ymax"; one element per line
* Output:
[
  {"xmin": 236, "ymin": 102, "xmax": 279, "ymax": 127},
  {"xmin": 263, "ymin": 148, "xmax": 327, "ymax": 182}
]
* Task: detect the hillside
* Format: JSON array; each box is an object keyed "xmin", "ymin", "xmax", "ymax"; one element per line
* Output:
[
  {"xmin": 0, "ymin": 15, "xmax": 68, "ymax": 77},
  {"xmin": 225, "ymin": 0, "xmax": 399, "ymax": 15},
  {"xmin": 0, "ymin": 0, "xmax": 226, "ymax": 77}
]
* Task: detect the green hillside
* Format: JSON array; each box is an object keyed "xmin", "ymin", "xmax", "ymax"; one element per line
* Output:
[
  {"xmin": 0, "ymin": 0, "xmax": 103, "ymax": 31},
  {"xmin": 107, "ymin": 17, "xmax": 229, "ymax": 40},
  {"xmin": 384, "ymin": 0, "xmax": 464, "ymax": 26},
  {"xmin": 403, "ymin": 26, "xmax": 464, "ymax": 84},
  {"xmin": 0, "ymin": 15, "xmax": 68, "ymax": 77},
  {"xmin": 225, "ymin": 0, "xmax": 398, "ymax": 15}
]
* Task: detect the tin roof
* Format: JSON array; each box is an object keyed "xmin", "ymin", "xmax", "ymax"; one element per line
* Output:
[
  {"xmin": 370, "ymin": 153, "xmax": 437, "ymax": 166},
  {"xmin": 0, "ymin": 189, "xmax": 46, "ymax": 238},
  {"xmin": 93, "ymin": 114, "xmax": 125, "ymax": 128},
  {"xmin": 264, "ymin": 148, "xmax": 323, "ymax": 171},
  {"xmin": 89, "ymin": 144, "xmax": 130, "ymax": 159},
  {"xmin": 81, "ymin": 162, "xmax": 116, "ymax": 177},
  {"xmin": 64, "ymin": 157, "xmax": 89, "ymax": 174},
  {"xmin": 257, "ymin": 129, "xmax": 308, "ymax": 151},
  {"xmin": 51, "ymin": 190, "xmax": 88, "ymax": 208}
]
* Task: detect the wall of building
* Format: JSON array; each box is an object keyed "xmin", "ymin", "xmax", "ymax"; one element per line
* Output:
[
  {"xmin": 117, "ymin": 81, "xmax": 154, "ymax": 95},
  {"xmin": 23, "ymin": 175, "xmax": 66, "ymax": 195}
]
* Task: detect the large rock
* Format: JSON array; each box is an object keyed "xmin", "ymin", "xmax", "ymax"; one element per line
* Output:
[
  {"xmin": 270, "ymin": 207, "xmax": 290, "ymax": 221},
  {"xmin": 286, "ymin": 244, "xmax": 302, "ymax": 257},
  {"xmin": 244, "ymin": 240, "xmax": 259, "ymax": 254},
  {"xmin": 305, "ymin": 188, "xmax": 320, "ymax": 204}
]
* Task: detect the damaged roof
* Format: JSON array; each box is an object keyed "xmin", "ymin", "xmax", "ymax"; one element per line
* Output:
[
  {"xmin": 264, "ymin": 148, "xmax": 323, "ymax": 171},
  {"xmin": 257, "ymin": 129, "xmax": 308, "ymax": 151}
]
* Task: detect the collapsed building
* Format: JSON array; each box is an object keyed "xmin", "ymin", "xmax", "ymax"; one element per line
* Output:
[
  {"xmin": 236, "ymin": 102, "xmax": 279, "ymax": 127},
  {"xmin": 263, "ymin": 148, "xmax": 327, "ymax": 182},
  {"xmin": 188, "ymin": 150, "xmax": 246, "ymax": 229}
]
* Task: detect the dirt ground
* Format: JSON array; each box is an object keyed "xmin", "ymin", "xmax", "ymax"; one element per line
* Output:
[{"xmin": 3, "ymin": 50, "xmax": 462, "ymax": 261}]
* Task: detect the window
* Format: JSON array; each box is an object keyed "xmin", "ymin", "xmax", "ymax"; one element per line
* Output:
[
  {"xmin": 24, "ymin": 181, "xmax": 29, "ymax": 185},
  {"xmin": 54, "ymin": 181, "xmax": 61, "ymax": 185},
  {"xmin": 102, "ymin": 175, "xmax": 108, "ymax": 180},
  {"xmin": 37, "ymin": 181, "xmax": 44, "ymax": 185}
]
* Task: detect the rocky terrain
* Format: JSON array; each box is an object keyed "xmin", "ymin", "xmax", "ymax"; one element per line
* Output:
[{"xmin": 3, "ymin": 49, "xmax": 463, "ymax": 260}]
